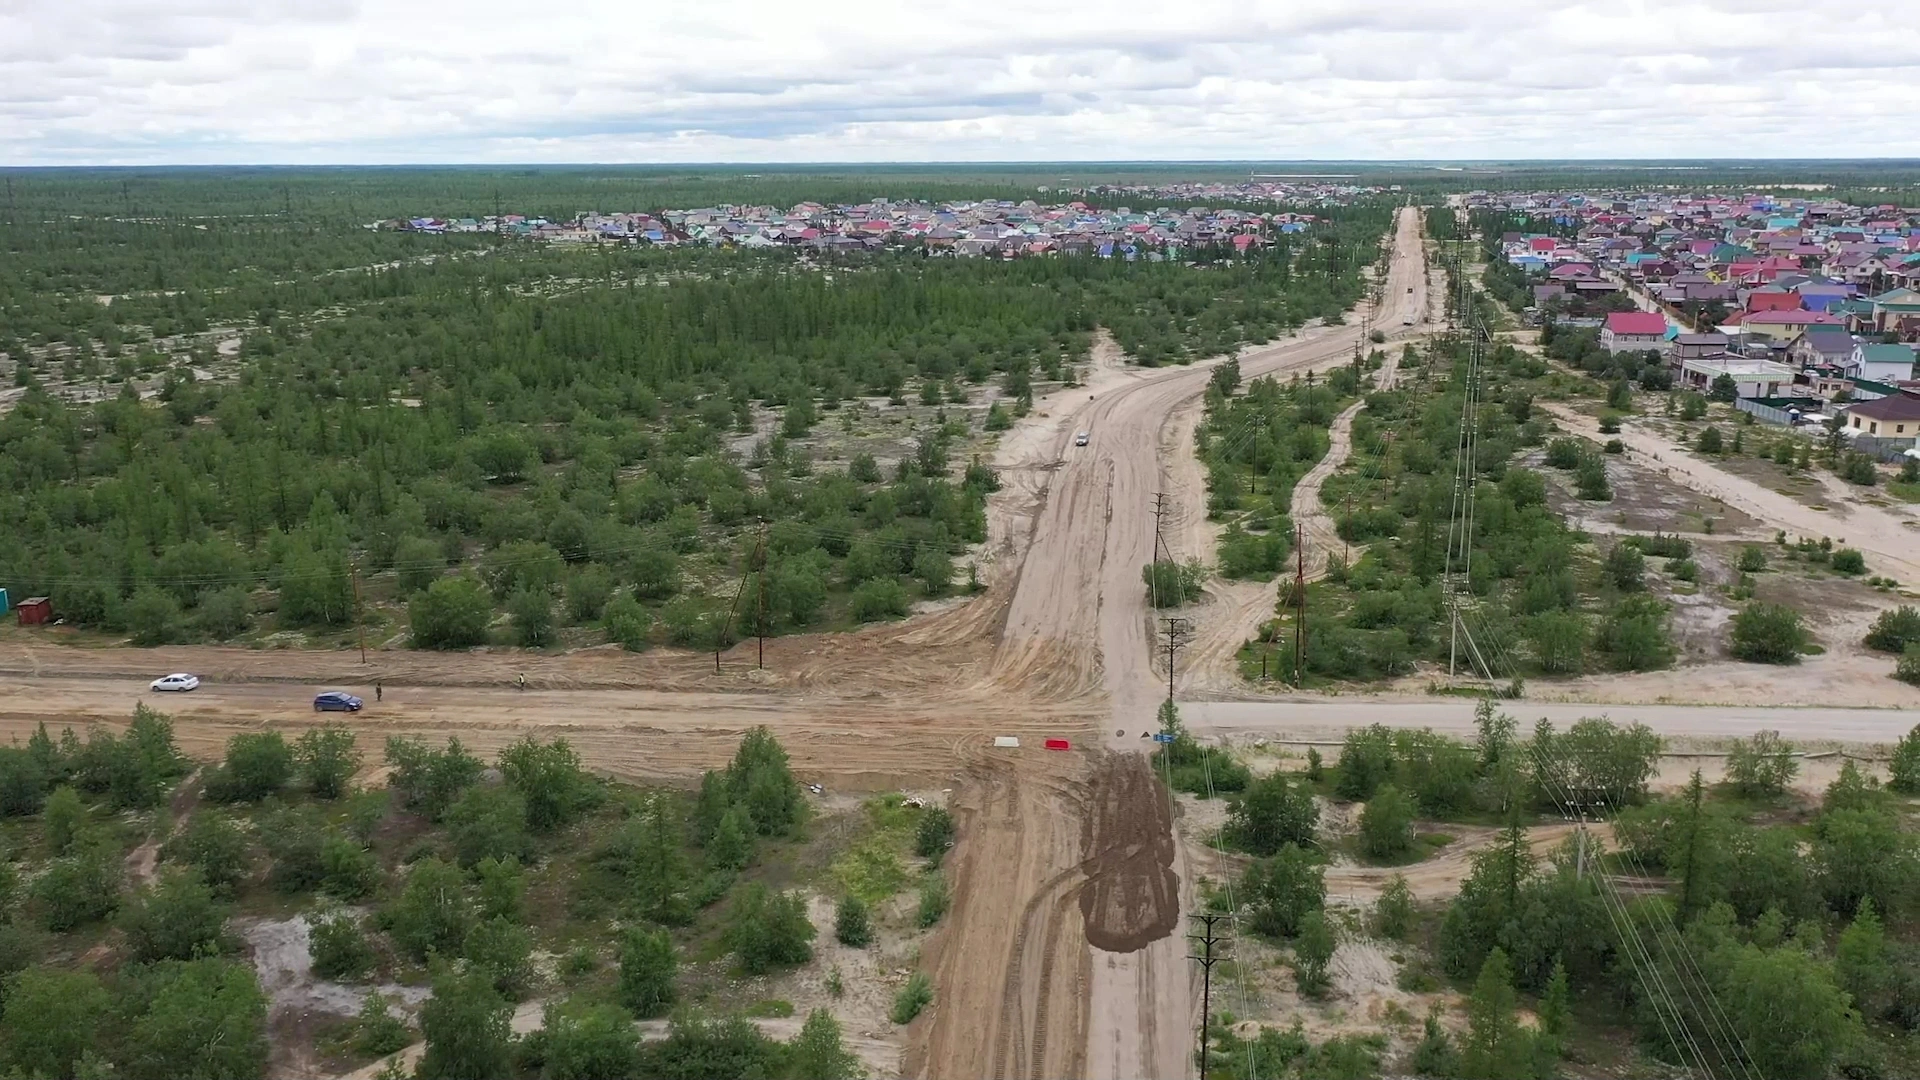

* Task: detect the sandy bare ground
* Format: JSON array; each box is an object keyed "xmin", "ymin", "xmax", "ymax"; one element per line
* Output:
[
  {"xmin": 1540, "ymin": 403, "xmax": 1920, "ymax": 585},
  {"xmin": 1179, "ymin": 698, "xmax": 1918, "ymax": 747}
]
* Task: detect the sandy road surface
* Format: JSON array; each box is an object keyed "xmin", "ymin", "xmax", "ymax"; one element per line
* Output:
[{"xmin": 1179, "ymin": 698, "xmax": 1918, "ymax": 745}]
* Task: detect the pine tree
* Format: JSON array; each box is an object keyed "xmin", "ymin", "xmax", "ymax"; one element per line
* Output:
[
  {"xmin": 708, "ymin": 804, "xmax": 754, "ymax": 872},
  {"xmin": 629, "ymin": 796, "xmax": 691, "ymax": 925},
  {"xmin": 790, "ymin": 1008, "xmax": 865, "ymax": 1080},
  {"xmin": 1461, "ymin": 948, "xmax": 1530, "ymax": 1080},
  {"xmin": 1835, "ymin": 897, "xmax": 1887, "ymax": 1020}
]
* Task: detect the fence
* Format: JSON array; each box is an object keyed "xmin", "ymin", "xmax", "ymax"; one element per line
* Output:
[
  {"xmin": 1850, "ymin": 434, "xmax": 1919, "ymax": 463},
  {"xmin": 1734, "ymin": 397, "xmax": 1818, "ymax": 427}
]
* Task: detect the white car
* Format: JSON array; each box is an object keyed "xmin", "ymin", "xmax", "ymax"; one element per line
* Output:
[
  {"xmin": 1074, "ymin": 431, "xmax": 1090, "ymax": 446},
  {"xmin": 149, "ymin": 673, "xmax": 200, "ymax": 692}
]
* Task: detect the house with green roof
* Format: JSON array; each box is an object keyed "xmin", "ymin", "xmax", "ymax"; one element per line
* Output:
[{"xmin": 1853, "ymin": 341, "xmax": 1918, "ymax": 383}]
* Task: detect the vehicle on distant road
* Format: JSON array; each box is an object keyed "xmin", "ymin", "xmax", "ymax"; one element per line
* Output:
[
  {"xmin": 1402, "ymin": 315, "xmax": 1415, "ymax": 326},
  {"xmin": 313, "ymin": 691, "xmax": 363, "ymax": 712},
  {"xmin": 1074, "ymin": 431, "xmax": 1090, "ymax": 446},
  {"xmin": 149, "ymin": 673, "xmax": 200, "ymax": 692},
  {"xmin": 1407, "ymin": 286, "xmax": 1413, "ymax": 293}
]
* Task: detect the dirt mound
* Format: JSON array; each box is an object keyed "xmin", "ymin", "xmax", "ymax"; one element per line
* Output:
[{"xmin": 1078, "ymin": 754, "xmax": 1180, "ymax": 953}]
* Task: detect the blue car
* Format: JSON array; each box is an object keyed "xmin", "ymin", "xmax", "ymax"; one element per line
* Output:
[{"xmin": 313, "ymin": 691, "xmax": 364, "ymax": 713}]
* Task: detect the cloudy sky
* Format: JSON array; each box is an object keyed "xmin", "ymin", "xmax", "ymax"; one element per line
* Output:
[{"xmin": 6, "ymin": 0, "xmax": 1919, "ymax": 165}]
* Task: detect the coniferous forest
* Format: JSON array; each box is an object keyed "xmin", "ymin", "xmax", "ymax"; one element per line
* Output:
[{"xmin": 0, "ymin": 169, "xmax": 1390, "ymax": 649}]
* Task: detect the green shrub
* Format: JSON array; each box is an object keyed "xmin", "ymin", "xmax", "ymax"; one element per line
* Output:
[
  {"xmin": 1896, "ymin": 645, "xmax": 1920, "ymax": 687},
  {"xmin": 1359, "ymin": 784, "xmax": 1415, "ymax": 860},
  {"xmin": 601, "ymin": 593, "xmax": 652, "ymax": 651},
  {"xmin": 1832, "ymin": 548, "xmax": 1866, "ymax": 574},
  {"xmin": 310, "ymin": 911, "xmax": 376, "ymax": 981},
  {"xmin": 891, "ymin": 972, "xmax": 934, "ymax": 1025},
  {"xmin": 834, "ymin": 896, "xmax": 873, "ymax": 948},
  {"xmin": 915, "ymin": 807, "xmax": 955, "ymax": 861},
  {"xmin": 1142, "ymin": 559, "xmax": 1207, "ymax": 606},
  {"xmin": 850, "ymin": 579, "xmax": 910, "ymax": 622},
  {"xmin": 917, "ymin": 873, "xmax": 950, "ymax": 928},
  {"xmin": 1374, "ymin": 875, "xmax": 1415, "ymax": 940},
  {"xmin": 1574, "ymin": 458, "xmax": 1612, "ymax": 501},
  {"xmin": 409, "ymin": 576, "xmax": 492, "ymax": 649},
  {"xmin": 1865, "ymin": 606, "xmax": 1920, "ymax": 653},
  {"xmin": 355, "ymin": 992, "xmax": 413, "ymax": 1057},
  {"xmin": 1730, "ymin": 602, "xmax": 1810, "ymax": 664}
]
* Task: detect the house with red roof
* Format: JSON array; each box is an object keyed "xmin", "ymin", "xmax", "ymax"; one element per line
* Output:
[
  {"xmin": 1746, "ymin": 289, "xmax": 1805, "ymax": 314},
  {"xmin": 1602, "ymin": 311, "xmax": 1669, "ymax": 353}
]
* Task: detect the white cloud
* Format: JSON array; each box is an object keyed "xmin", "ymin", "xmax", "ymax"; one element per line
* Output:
[{"xmin": 3, "ymin": 0, "xmax": 1918, "ymax": 163}]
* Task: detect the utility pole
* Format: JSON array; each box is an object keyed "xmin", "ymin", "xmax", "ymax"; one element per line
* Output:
[
  {"xmin": 1188, "ymin": 913, "xmax": 1227, "ymax": 1080},
  {"xmin": 1293, "ymin": 522, "xmax": 1308, "ymax": 686},
  {"xmin": 1162, "ymin": 617, "xmax": 1191, "ymax": 705},
  {"xmin": 716, "ymin": 528, "xmax": 768, "ymax": 674},
  {"xmin": 755, "ymin": 565, "xmax": 769, "ymax": 670},
  {"xmin": 350, "ymin": 566, "xmax": 366, "ymax": 665},
  {"xmin": 1344, "ymin": 490, "xmax": 1353, "ymax": 565}
]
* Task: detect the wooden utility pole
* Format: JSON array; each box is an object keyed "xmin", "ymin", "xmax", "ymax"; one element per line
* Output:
[
  {"xmin": 350, "ymin": 566, "xmax": 366, "ymax": 665},
  {"xmin": 1189, "ymin": 913, "xmax": 1227, "ymax": 1080},
  {"xmin": 755, "ymin": 565, "xmax": 769, "ymax": 670},
  {"xmin": 1293, "ymin": 523, "xmax": 1308, "ymax": 685},
  {"xmin": 717, "ymin": 528, "xmax": 768, "ymax": 674},
  {"xmin": 1344, "ymin": 490, "xmax": 1353, "ymax": 565},
  {"xmin": 1162, "ymin": 617, "xmax": 1191, "ymax": 705}
]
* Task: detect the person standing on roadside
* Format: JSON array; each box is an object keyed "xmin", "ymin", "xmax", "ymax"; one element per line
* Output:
[{"xmin": 375, "ymin": 681, "xmax": 382, "ymax": 703}]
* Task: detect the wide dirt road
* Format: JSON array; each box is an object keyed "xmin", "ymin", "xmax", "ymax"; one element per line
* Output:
[
  {"xmin": 1179, "ymin": 698, "xmax": 1919, "ymax": 745},
  {"xmin": 927, "ymin": 208, "xmax": 1431, "ymax": 1080}
]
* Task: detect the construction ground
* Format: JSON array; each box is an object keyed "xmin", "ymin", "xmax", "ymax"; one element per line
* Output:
[{"xmin": 6, "ymin": 207, "xmax": 1919, "ymax": 1079}]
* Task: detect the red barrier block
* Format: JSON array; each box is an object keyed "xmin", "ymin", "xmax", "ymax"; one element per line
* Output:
[{"xmin": 1044, "ymin": 738, "xmax": 1071, "ymax": 751}]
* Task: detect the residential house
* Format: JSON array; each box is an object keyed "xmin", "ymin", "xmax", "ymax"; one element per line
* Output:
[
  {"xmin": 1842, "ymin": 394, "xmax": 1920, "ymax": 444},
  {"xmin": 1786, "ymin": 327, "xmax": 1856, "ymax": 371},
  {"xmin": 1678, "ymin": 355, "xmax": 1795, "ymax": 398},
  {"xmin": 1602, "ymin": 311, "xmax": 1668, "ymax": 353},
  {"xmin": 1736, "ymin": 309, "xmax": 1845, "ymax": 342},
  {"xmin": 1668, "ymin": 333, "xmax": 1731, "ymax": 366},
  {"xmin": 1854, "ymin": 342, "xmax": 1919, "ymax": 384},
  {"xmin": 1744, "ymin": 288, "xmax": 1804, "ymax": 314},
  {"xmin": 1866, "ymin": 288, "xmax": 1920, "ymax": 338}
]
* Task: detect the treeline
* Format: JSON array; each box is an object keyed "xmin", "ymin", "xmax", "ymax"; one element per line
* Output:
[
  {"xmin": 1256, "ymin": 337, "xmax": 1680, "ymax": 681},
  {"xmin": 1, "ymin": 194, "xmax": 1388, "ymax": 352},
  {"xmin": 0, "ymin": 711, "xmax": 893, "ymax": 1079},
  {"xmin": 0, "ymin": 164, "xmax": 1373, "ymax": 222},
  {"xmin": 1211, "ymin": 706, "xmax": 1920, "ymax": 1080},
  {"xmin": 2, "ymin": 207, "xmax": 1388, "ymax": 649}
]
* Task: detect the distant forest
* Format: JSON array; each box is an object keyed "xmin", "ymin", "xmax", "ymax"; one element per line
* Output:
[{"xmin": 0, "ymin": 170, "xmax": 1389, "ymax": 649}]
